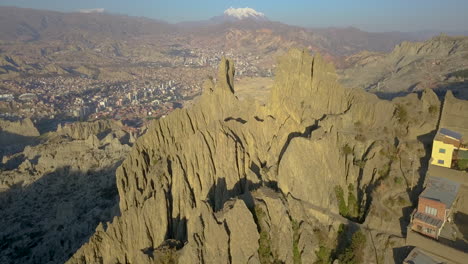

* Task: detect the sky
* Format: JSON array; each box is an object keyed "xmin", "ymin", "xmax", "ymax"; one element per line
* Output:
[{"xmin": 1, "ymin": 0, "xmax": 468, "ymax": 32}]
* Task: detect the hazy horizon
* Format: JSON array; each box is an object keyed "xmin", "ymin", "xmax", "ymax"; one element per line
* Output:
[{"xmin": 1, "ymin": 0, "xmax": 467, "ymax": 33}]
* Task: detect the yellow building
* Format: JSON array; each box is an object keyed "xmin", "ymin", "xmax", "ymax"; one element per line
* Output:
[
  {"xmin": 430, "ymin": 128, "xmax": 462, "ymax": 168},
  {"xmin": 431, "ymin": 140, "xmax": 455, "ymax": 168}
]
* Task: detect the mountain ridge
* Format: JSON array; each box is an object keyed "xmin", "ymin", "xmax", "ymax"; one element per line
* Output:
[{"xmin": 339, "ymin": 34, "xmax": 468, "ymax": 98}]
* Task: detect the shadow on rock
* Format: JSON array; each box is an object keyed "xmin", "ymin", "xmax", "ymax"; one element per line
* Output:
[
  {"xmin": 399, "ymin": 206, "xmax": 414, "ymax": 236},
  {"xmin": 410, "ymin": 130, "xmax": 437, "ymax": 201},
  {"xmin": 206, "ymin": 177, "xmax": 262, "ymax": 212},
  {"xmin": 0, "ymin": 131, "xmax": 42, "ymax": 159},
  {"xmin": 0, "ymin": 163, "xmax": 122, "ymax": 264}
]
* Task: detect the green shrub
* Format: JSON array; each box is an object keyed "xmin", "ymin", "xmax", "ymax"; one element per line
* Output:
[
  {"xmin": 353, "ymin": 160, "xmax": 366, "ymax": 169},
  {"xmin": 337, "ymin": 231, "xmax": 367, "ymax": 264},
  {"xmin": 258, "ymin": 229, "xmax": 272, "ymax": 263},
  {"xmin": 394, "ymin": 176, "xmax": 403, "ymax": 185},
  {"xmin": 254, "ymin": 206, "xmax": 278, "ymax": 264},
  {"xmin": 394, "ymin": 104, "xmax": 408, "ymax": 124},
  {"xmin": 315, "ymin": 246, "xmax": 332, "ymax": 264},
  {"xmin": 377, "ymin": 163, "xmax": 391, "ymax": 181},
  {"xmin": 291, "ymin": 220, "xmax": 302, "ymax": 264},
  {"xmin": 342, "ymin": 144, "xmax": 353, "ymax": 156},
  {"xmin": 379, "ymin": 146, "xmax": 399, "ymax": 161},
  {"xmin": 347, "ymin": 184, "xmax": 359, "ymax": 218},
  {"xmin": 457, "ymin": 159, "xmax": 468, "ymax": 170},
  {"xmin": 397, "ymin": 196, "xmax": 408, "ymax": 207},
  {"xmin": 428, "ymin": 105, "xmax": 439, "ymax": 115},
  {"xmin": 334, "ymin": 186, "xmax": 348, "ymax": 217}
]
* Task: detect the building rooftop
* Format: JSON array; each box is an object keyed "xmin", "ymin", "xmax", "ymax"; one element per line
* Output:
[
  {"xmin": 439, "ymin": 92, "xmax": 468, "ymax": 143},
  {"xmin": 403, "ymin": 248, "xmax": 444, "ymax": 264},
  {"xmin": 439, "ymin": 128, "xmax": 462, "ymax": 141},
  {"xmin": 421, "ymin": 176, "xmax": 460, "ymax": 209}
]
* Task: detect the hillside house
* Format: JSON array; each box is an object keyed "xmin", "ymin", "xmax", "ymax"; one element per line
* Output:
[
  {"xmin": 430, "ymin": 128, "xmax": 466, "ymax": 168},
  {"xmin": 411, "ymin": 176, "xmax": 460, "ymax": 239}
]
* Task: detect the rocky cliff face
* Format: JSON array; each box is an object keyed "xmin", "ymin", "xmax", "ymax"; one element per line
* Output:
[
  {"xmin": 67, "ymin": 49, "xmax": 441, "ymax": 263},
  {"xmin": 339, "ymin": 35, "xmax": 468, "ymax": 98}
]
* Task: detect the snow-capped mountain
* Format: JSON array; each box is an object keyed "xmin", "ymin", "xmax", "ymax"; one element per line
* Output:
[
  {"xmin": 211, "ymin": 7, "xmax": 268, "ymax": 23},
  {"xmin": 223, "ymin": 7, "xmax": 266, "ymax": 20}
]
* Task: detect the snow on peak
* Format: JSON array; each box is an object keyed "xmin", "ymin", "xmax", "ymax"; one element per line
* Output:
[{"xmin": 223, "ymin": 7, "xmax": 265, "ymax": 20}]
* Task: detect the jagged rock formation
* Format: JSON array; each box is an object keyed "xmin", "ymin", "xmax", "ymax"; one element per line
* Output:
[
  {"xmin": 0, "ymin": 118, "xmax": 40, "ymax": 158},
  {"xmin": 0, "ymin": 120, "xmax": 132, "ymax": 264},
  {"xmin": 339, "ymin": 35, "xmax": 468, "ymax": 98},
  {"xmin": 67, "ymin": 49, "xmax": 441, "ymax": 263},
  {"xmin": 0, "ymin": 118, "xmax": 39, "ymax": 138}
]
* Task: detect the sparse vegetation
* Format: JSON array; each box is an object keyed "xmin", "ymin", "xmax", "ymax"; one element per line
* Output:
[
  {"xmin": 334, "ymin": 184, "xmax": 360, "ymax": 220},
  {"xmin": 291, "ymin": 219, "xmax": 302, "ymax": 264},
  {"xmin": 457, "ymin": 159, "xmax": 468, "ymax": 171},
  {"xmin": 394, "ymin": 176, "xmax": 403, "ymax": 185},
  {"xmin": 337, "ymin": 230, "xmax": 367, "ymax": 264},
  {"xmin": 347, "ymin": 184, "xmax": 359, "ymax": 219},
  {"xmin": 315, "ymin": 245, "xmax": 332, "ymax": 264},
  {"xmin": 379, "ymin": 145, "xmax": 399, "ymax": 161},
  {"xmin": 315, "ymin": 224, "xmax": 367, "ymax": 264},
  {"xmin": 397, "ymin": 196, "xmax": 409, "ymax": 207},
  {"xmin": 428, "ymin": 105, "xmax": 439, "ymax": 115},
  {"xmin": 353, "ymin": 159, "xmax": 366, "ymax": 169},
  {"xmin": 394, "ymin": 104, "xmax": 408, "ymax": 124},
  {"xmin": 342, "ymin": 144, "xmax": 353, "ymax": 156},
  {"xmin": 253, "ymin": 206, "xmax": 279, "ymax": 264},
  {"xmin": 334, "ymin": 186, "xmax": 349, "ymax": 217},
  {"xmin": 314, "ymin": 228, "xmax": 334, "ymax": 264},
  {"xmin": 154, "ymin": 247, "xmax": 178, "ymax": 264}
]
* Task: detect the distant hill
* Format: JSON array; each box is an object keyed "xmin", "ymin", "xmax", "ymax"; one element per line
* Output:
[
  {"xmin": 0, "ymin": 6, "xmax": 465, "ymax": 81},
  {"xmin": 339, "ymin": 35, "xmax": 468, "ymax": 98},
  {"xmin": 0, "ymin": 6, "xmax": 173, "ymax": 42}
]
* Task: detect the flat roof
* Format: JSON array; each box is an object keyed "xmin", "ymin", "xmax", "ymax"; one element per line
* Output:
[
  {"xmin": 404, "ymin": 248, "xmax": 444, "ymax": 264},
  {"xmin": 439, "ymin": 92, "xmax": 468, "ymax": 143},
  {"xmin": 421, "ymin": 176, "xmax": 460, "ymax": 209},
  {"xmin": 439, "ymin": 128, "xmax": 462, "ymax": 140}
]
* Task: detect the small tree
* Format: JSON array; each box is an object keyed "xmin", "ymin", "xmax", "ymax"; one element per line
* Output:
[
  {"xmin": 457, "ymin": 159, "xmax": 468, "ymax": 171},
  {"xmin": 338, "ymin": 231, "xmax": 367, "ymax": 264}
]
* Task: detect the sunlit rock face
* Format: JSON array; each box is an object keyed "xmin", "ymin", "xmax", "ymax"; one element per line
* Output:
[{"xmin": 67, "ymin": 49, "xmax": 440, "ymax": 264}]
